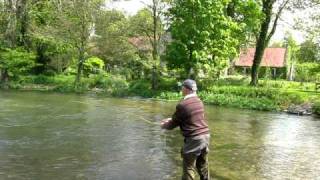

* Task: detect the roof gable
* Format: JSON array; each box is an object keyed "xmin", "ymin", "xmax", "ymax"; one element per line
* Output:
[{"xmin": 235, "ymin": 48, "xmax": 287, "ymax": 67}]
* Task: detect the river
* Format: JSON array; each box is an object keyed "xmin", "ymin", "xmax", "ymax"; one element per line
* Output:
[{"xmin": 0, "ymin": 91, "xmax": 319, "ymax": 180}]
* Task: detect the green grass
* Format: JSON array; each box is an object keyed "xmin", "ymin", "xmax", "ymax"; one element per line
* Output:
[{"xmin": 4, "ymin": 75, "xmax": 320, "ymax": 112}]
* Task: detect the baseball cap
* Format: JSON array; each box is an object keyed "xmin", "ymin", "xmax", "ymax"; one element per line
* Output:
[{"xmin": 181, "ymin": 79, "xmax": 197, "ymax": 91}]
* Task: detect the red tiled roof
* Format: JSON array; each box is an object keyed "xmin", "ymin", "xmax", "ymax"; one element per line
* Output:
[
  {"xmin": 128, "ymin": 37, "xmax": 152, "ymax": 51},
  {"xmin": 235, "ymin": 48, "xmax": 287, "ymax": 67}
]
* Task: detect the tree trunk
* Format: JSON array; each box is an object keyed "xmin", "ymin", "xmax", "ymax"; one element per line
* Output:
[
  {"xmin": 226, "ymin": 0, "xmax": 236, "ymax": 18},
  {"xmin": 187, "ymin": 47, "xmax": 196, "ymax": 79},
  {"xmin": 289, "ymin": 63, "xmax": 295, "ymax": 81},
  {"xmin": 151, "ymin": 66, "xmax": 158, "ymax": 90},
  {"xmin": 5, "ymin": 0, "xmax": 17, "ymax": 48},
  {"xmin": 16, "ymin": 0, "xmax": 29, "ymax": 48},
  {"xmin": 4, "ymin": 0, "xmax": 29, "ymax": 48},
  {"xmin": 1, "ymin": 69, "xmax": 9, "ymax": 84},
  {"xmin": 75, "ymin": 61, "xmax": 83, "ymax": 88},
  {"xmin": 75, "ymin": 48, "xmax": 85, "ymax": 88},
  {"xmin": 151, "ymin": 0, "xmax": 158, "ymax": 90},
  {"xmin": 250, "ymin": 1, "xmax": 273, "ymax": 86}
]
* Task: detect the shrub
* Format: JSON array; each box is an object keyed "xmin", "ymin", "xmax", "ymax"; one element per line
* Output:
[
  {"xmin": 83, "ymin": 57, "xmax": 105, "ymax": 76},
  {"xmin": 64, "ymin": 66, "xmax": 77, "ymax": 75},
  {"xmin": 106, "ymin": 77, "xmax": 129, "ymax": 96},
  {"xmin": 295, "ymin": 63, "xmax": 320, "ymax": 82},
  {"xmin": 157, "ymin": 92, "xmax": 181, "ymax": 100},
  {"xmin": 32, "ymin": 75, "xmax": 55, "ymax": 84},
  {"xmin": 0, "ymin": 48, "xmax": 36, "ymax": 79},
  {"xmin": 198, "ymin": 91, "xmax": 279, "ymax": 111},
  {"xmin": 158, "ymin": 77, "xmax": 179, "ymax": 91},
  {"xmin": 313, "ymin": 101, "xmax": 320, "ymax": 115}
]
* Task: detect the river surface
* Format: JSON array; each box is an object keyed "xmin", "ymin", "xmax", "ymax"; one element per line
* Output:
[{"xmin": 0, "ymin": 91, "xmax": 319, "ymax": 180}]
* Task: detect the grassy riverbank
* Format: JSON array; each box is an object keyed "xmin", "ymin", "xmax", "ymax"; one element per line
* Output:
[{"xmin": 2, "ymin": 75, "xmax": 319, "ymax": 113}]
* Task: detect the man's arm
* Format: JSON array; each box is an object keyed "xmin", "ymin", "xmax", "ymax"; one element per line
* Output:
[{"xmin": 161, "ymin": 104, "xmax": 183, "ymax": 130}]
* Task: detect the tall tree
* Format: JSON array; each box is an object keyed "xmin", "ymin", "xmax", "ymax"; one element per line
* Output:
[
  {"xmin": 0, "ymin": 0, "xmax": 31, "ymax": 83},
  {"xmin": 28, "ymin": 0, "xmax": 72, "ymax": 74},
  {"xmin": 166, "ymin": 0, "xmax": 242, "ymax": 79},
  {"xmin": 293, "ymin": 0, "xmax": 320, "ymax": 62},
  {"xmin": 226, "ymin": 0, "xmax": 262, "ymax": 49},
  {"xmin": 250, "ymin": 0, "xmax": 290, "ymax": 86},
  {"xmin": 149, "ymin": 0, "xmax": 164, "ymax": 89},
  {"xmin": 129, "ymin": 0, "xmax": 166, "ymax": 89},
  {"xmin": 284, "ymin": 33, "xmax": 299, "ymax": 81},
  {"xmin": 298, "ymin": 39, "xmax": 320, "ymax": 62},
  {"xmin": 1, "ymin": 0, "xmax": 30, "ymax": 48},
  {"xmin": 55, "ymin": 0, "xmax": 103, "ymax": 87},
  {"xmin": 93, "ymin": 9, "xmax": 141, "ymax": 78}
]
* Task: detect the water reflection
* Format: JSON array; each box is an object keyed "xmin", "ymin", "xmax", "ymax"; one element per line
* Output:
[
  {"xmin": 258, "ymin": 115, "xmax": 320, "ymax": 179},
  {"xmin": 205, "ymin": 107, "xmax": 320, "ymax": 180},
  {"xmin": 0, "ymin": 91, "xmax": 319, "ymax": 179},
  {"xmin": 0, "ymin": 92, "xmax": 93, "ymax": 179}
]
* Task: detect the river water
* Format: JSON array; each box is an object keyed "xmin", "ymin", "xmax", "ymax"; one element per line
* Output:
[{"xmin": 0, "ymin": 91, "xmax": 319, "ymax": 180}]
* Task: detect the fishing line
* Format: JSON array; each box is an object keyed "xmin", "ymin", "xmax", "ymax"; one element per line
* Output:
[{"xmin": 121, "ymin": 111, "xmax": 159, "ymax": 125}]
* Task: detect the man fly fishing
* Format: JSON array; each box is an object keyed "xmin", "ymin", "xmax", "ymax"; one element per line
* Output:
[{"xmin": 161, "ymin": 79, "xmax": 210, "ymax": 180}]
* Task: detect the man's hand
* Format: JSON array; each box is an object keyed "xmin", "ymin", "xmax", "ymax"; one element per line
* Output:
[{"xmin": 160, "ymin": 118, "xmax": 172, "ymax": 129}]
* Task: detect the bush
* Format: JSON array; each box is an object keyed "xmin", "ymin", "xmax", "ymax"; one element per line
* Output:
[
  {"xmin": 199, "ymin": 92, "xmax": 279, "ymax": 111},
  {"xmin": 105, "ymin": 76, "xmax": 129, "ymax": 96},
  {"xmin": 157, "ymin": 92, "xmax": 181, "ymax": 100},
  {"xmin": 313, "ymin": 101, "xmax": 320, "ymax": 115},
  {"xmin": 129, "ymin": 80, "xmax": 150, "ymax": 91},
  {"xmin": 64, "ymin": 66, "xmax": 77, "ymax": 75},
  {"xmin": 195, "ymin": 85, "xmax": 310, "ymax": 111},
  {"xmin": 158, "ymin": 77, "xmax": 179, "ymax": 91},
  {"xmin": 198, "ymin": 76, "xmax": 249, "ymax": 90},
  {"xmin": 83, "ymin": 57, "xmax": 105, "ymax": 76},
  {"xmin": 259, "ymin": 80, "xmax": 315, "ymax": 91},
  {"xmin": 32, "ymin": 75, "xmax": 55, "ymax": 84},
  {"xmin": 43, "ymin": 69, "xmax": 56, "ymax": 76},
  {"xmin": 295, "ymin": 63, "xmax": 320, "ymax": 82},
  {"xmin": 81, "ymin": 74, "xmax": 129, "ymax": 96},
  {"xmin": 0, "ymin": 48, "xmax": 36, "ymax": 79},
  {"xmin": 53, "ymin": 75, "xmax": 78, "ymax": 93}
]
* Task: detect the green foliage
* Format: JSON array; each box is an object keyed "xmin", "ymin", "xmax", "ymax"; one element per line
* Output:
[
  {"xmin": 295, "ymin": 63, "xmax": 320, "ymax": 82},
  {"xmin": 0, "ymin": 48, "xmax": 36, "ymax": 78},
  {"xmin": 129, "ymin": 8, "xmax": 154, "ymax": 37},
  {"xmin": 4, "ymin": 73, "xmax": 318, "ymax": 112},
  {"xmin": 259, "ymin": 80, "xmax": 316, "ymax": 91},
  {"xmin": 157, "ymin": 91, "xmax": 181, "ymax": 100},
  {"xmin": 199, "ymin": 76, "xmax": 317, "ymax": 91},
  {"xmin": 164, "ymin": 85, "xmax": 310, "ymax": 111},
  {"xmin": 83, "ymin": 57, "xmax": 105, "ymax": 76},
  {"xmin": 90, "ymin": 74, "xmax": 129, "ymax": 96},
  {"xmin": 313, "ymin": 100, "xmax": 320, "ymax": 115},
  {"xmin": 166, "ymin": 0, "xmax": 240, "ymax": 77},
  {"xmin": 50, "ymin": 75, "xmax": 79, "ymax": 93},
  {"xmin": 94, "ymin": 10, "xmax": 132, "ymax": 64},
  {"xmin": 157, "ymin": 78, "xmax": 179, "ymax": 91},
  {"xmin": 64, "ymin": 66, "xmax": 77, "ymax": 76},
  {"xmin": 199, "ymin": 92, "xmax": 278, "ymax": 111},
  {"xmin": 27, "ymin": 75, "xmax": 55, "ymax": 84},
  {"xmin": 128, "ymin": 80, "xmax": 153, "ymax": 97},
  {"xmin": 227, "ymin": 0, "xmax": 262, "ymax": 47},
  {"xmin": 31, "ymin": 35, "xmax": 74, "ymax": 74},
  {"xmin": 0, "ymin": 1, "xmax": 7, "ymax": 44},
  {"xmin": 198, "ymin": 76, "xmax": 250, "ymax": 89},
  {"xmin": 297, "ymin": 39, "xmax": 320, "ymax": 63}
]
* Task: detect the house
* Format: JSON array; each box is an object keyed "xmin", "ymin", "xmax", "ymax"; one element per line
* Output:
[
  {"xmin": 128, "ymin": 33, "xmax": 172, "ymax": 55},
  {"xmin": 128, "ymin": 37, "xmax": 152, "ymax": 52},
  {"xmin": 234, "ymin": 48, "xmax": 287, "ymax": 78}
]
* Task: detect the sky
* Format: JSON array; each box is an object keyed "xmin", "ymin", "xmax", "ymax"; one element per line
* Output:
[{"xmin": 105, "ymin": 0, "xmax": 307, "ymax": 44}]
